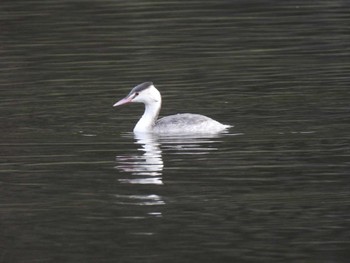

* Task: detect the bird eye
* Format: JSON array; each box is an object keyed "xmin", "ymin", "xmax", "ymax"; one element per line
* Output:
[{"xmin": 132, "ymin": 92, "xmax": 139, "ymax": 99}]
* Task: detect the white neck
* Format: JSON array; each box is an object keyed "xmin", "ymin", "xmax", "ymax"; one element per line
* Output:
[{"xmin": 133, "ymin": 100, "xmax": 161, "ymax": 133}]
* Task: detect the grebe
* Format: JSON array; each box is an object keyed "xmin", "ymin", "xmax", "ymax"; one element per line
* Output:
[{"xmin": 113, "ymin": 82, "xmax": 232, "ymax": 134}]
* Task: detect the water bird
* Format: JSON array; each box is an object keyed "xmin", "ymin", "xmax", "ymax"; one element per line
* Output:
[{"xmin": 113, "ymin": 82, "xmax": 232, "ymax": 134}]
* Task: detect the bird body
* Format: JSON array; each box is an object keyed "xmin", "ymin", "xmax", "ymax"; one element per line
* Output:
[{"xmin": 113, "ymin": 82, "xmax": 231, "ymax": 134}]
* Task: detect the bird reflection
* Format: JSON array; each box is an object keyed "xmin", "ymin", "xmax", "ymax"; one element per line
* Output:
[
  {"xmin": 115, "ymin": 132, "xmax": 164, "ymax": 185},
  {"xmin": 115, "ymin": 132, "xmax": 231, "ymax": 186}
]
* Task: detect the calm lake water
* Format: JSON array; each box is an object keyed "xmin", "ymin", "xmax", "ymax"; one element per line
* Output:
[{"xmin": 1, "ymin": 1, "xmax": 349, "ymax": 262}]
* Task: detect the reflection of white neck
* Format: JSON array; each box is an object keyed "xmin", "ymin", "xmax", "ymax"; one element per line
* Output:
[
  {"xmin": 116, "ymin": 133, "xmax": 164, "ymax": 185},
  {"xmin": 136, "ymin": 133, "xmax": 163, "ymax": 176},
  {"xmin": 133, "ymin": 99, "xmax": 161, "ymax": 133}
]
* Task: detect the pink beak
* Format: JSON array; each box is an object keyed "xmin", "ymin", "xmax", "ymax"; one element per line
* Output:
[{"xmin": 113, "ymin": 96, "xmax": 133, "ymax": 107}]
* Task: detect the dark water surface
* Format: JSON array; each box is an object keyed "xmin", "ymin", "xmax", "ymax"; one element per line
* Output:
[{"xmin": 1, "ymin": 1, "xmax": 350, "ymax": 262}]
